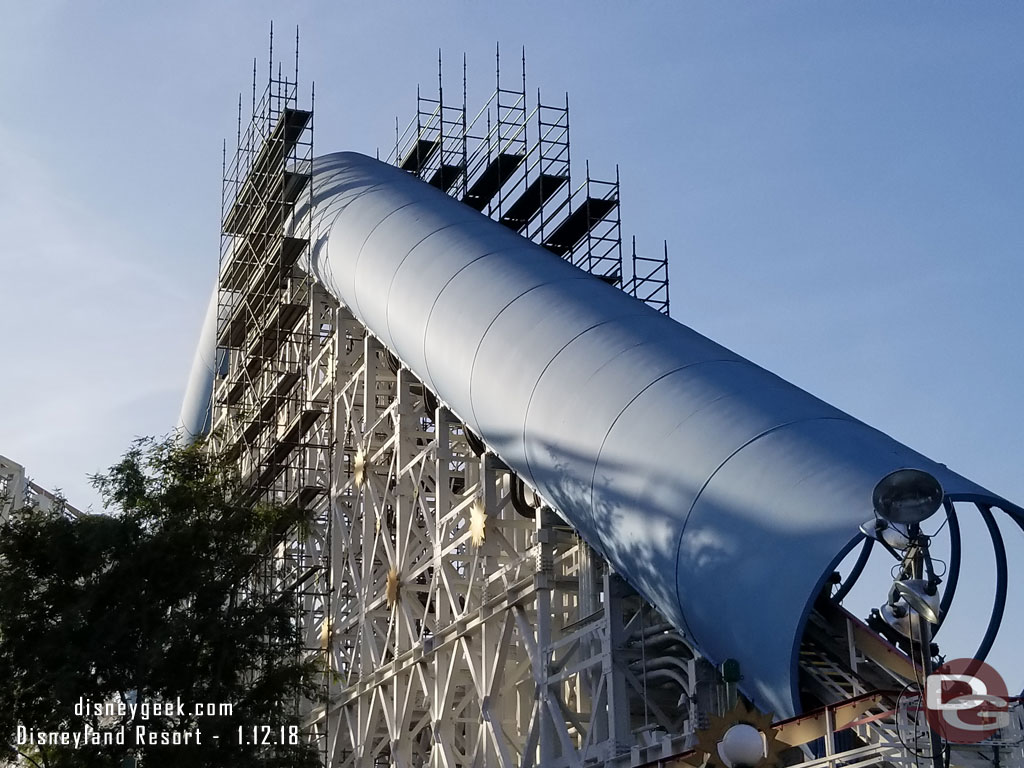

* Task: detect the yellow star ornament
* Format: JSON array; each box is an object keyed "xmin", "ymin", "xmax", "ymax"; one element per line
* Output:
[{"xmin": 469, "ymin": 499, "xmax": 487, "ymax": 547}]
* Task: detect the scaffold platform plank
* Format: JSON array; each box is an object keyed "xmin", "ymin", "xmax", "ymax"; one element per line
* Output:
[
  {"xmin": 227, "ymin": 301, "xmax": 307, "ymax": 376},
  {"xmin": 543, "ymin": 196, "xmax": 617, "ymax": 256},
  {"xmin": 464, "ymin": 152, "xmax": 525, "ymax": 211},
  {"xmin": 428, "ymin": 163, "xmax": 463, "ymax": 192},
  {"xmin": 218, "ymin": 237, "xmax": 308, "ymax": 351},
  {"xmin": 282, "ymin": 170, "xmax": 310, "ymax": 206},
  {"xmin": 252, "ymin": 407, "xmax": 324, "ymax": 491},
  {"xmin": 222, "ymin": 107, "xmax": 311, "ymax": 234},
  {"xmin": 399, "ymin": 138, "xmax": 441, "ymax": 174},
  {"xmin": 220, "ymin": 234, "xmax": 307, "ymax": 318},
  {"xmin": 288, "ymin": 484, "xmax": 327, "ymax": 510},
  {"xmin": 224, "ymin": 350, "xmax": 266, "ymax": 406},
  {"xmin": 256, "ymin": 302, "xmax": 307, "ymax": 351},
  {"xmin": 240, "ymin": 370, "xmax": 302, "ymax": 444},
  {"xmin": 223, "ymin": 168, "xmax": 310, "ymax": 237},
  {"xmin": 500, "ymin": 173, "xmax": 568, "ymax": 231}
]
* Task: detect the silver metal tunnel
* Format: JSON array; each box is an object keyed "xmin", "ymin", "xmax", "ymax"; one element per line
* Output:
[
  {"xmin": 178, "ymin": 285, "xmax": 219, "ymax": 441},
  {"xmin": 181, "ymin": 150, "xmax": 1021, "ymax": 718}
]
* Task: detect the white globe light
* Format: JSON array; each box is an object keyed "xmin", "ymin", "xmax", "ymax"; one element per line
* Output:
[
  {"xmin": 880, "ymin": 525, "xmax": 911, "ymax": 550},
  {"xmin": 718, "ymin": 723, "xmax": 764, "ymax": 768}
]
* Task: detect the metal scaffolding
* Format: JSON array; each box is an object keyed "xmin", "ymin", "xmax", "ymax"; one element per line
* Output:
[
  {"xmin": 212, "ymin": 27, "xmax": 333, "ymax": 764},
  {"xmin": 385, "ymin": 49, "xmax": 670, "ymax": 312}
]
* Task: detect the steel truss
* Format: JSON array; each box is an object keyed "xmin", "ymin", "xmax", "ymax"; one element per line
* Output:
[
  {"xmin": 309, "ymin": 318, "xmax": 708, "ymax": 768},
  {"xmin": 300, "ymin": 308, "xmax": 1024, "ymax": 768},
  {"xmin": 211, "ymin": 43, "xmax": 1021, "ymax": 768}
]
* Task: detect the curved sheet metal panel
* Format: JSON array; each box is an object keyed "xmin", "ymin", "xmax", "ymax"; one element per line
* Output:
[
  {"xmin": 168, "ymin": 150, "xmax": 1020, "ymax": 717},
  {"xmin": 301, "ymin": 151, "xmax": 1018, "ymax": 717},
  {"xmin": 177, "ymin": 284, "xmax": 219, "ymax": 442}
]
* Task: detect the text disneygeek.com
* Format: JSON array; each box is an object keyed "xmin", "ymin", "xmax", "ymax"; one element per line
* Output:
[{"xmin": 15, "ymin": 696, "xmax": 248, "ymax": 748}]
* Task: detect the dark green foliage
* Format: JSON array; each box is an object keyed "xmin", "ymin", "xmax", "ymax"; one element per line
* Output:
[{"xmin": 0, "ymin": 438, "xmax": 323, "ymax": 768}]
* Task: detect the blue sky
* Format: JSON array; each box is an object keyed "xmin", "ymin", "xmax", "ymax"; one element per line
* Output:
[{"xmin": 1, "ymin": 3, "xmax": 1021, "ymax": 693}]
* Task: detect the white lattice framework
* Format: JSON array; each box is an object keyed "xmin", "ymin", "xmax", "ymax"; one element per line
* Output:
[
  {"xmin": 288, "ymin": 300, "xmax": 1024, "ymax": 768},
  {"xmin": 203, "ymin": 46, "xmax": 1022, "ymax": 768},
  {"xmin": 297, "ymin": 305, "xmax": 703, "ymax": 768}
]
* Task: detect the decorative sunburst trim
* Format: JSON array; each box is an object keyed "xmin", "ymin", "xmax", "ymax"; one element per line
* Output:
[
  {"xmin": 469, "ymin": 499, "xmax": 487, "ymax": 547},
  {"xmin": 385, "ymin": 568, "xmax": 401, "ymax": 607},
  {"xmin": 695, "ymin": 699, "xmax": 785, "ymax": 768},
  {"xmin": 320, "ymin": 618, "xmax": 332, "ymax": 649},
  {"xmin": 353, "ymin": 449, "xmax": 367, "ymax": 486}
]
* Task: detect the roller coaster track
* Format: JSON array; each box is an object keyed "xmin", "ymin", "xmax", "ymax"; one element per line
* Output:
[{"xmin": 178, "ymin": 56, "xmax": 1023, "ymax": 768}]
